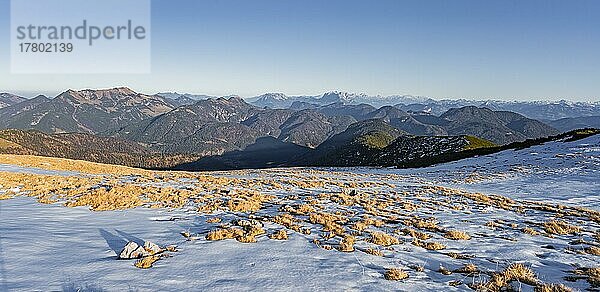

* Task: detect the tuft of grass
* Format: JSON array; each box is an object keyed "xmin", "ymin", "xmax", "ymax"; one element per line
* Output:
[
  {"xmin": 369, "ymin": 231, "xmax": 400, "ymax": 246},
  {"xmin": 384, "ymin": 268, "xmax": 409, "ymax": 281},
  {"xmin": 449, "ymin": 280, "xmax": 462, "ymax": 287},
  {"xmin": 400, "ymin": 228, "xmax": 431, "ymax": 240},
  {"xmin": 534, "ymin": 283, "xmax": 573, "ymax": 292},
  {"xmin": 443, "ymin": 230, "xmax": 471, "ymax": 240},
  {"xmin": 478, "ymin": 263, "xmax": 539, "ymax": 290},
  {"xmin": 205, "ymin": 227, "xmax": 244, "ymax": 241},
  {"xmin": 574, "ymin": 267, "xmax": 600, "ymax": 288},
  {"xmin": 338, "ymin": 235, "xmax": 356, "ymax": 252},
  {"xmin": 543, "ymin": 220, "xmax": 581, "ymax": 235},
  {"xmin": 206, "ymin": 217, "xmax": 222, "ymax": 223},
  {"xmin": 446, "ymin": 252, "xmax": 473, "ymax": 260},
  {"xmin": 235, "ymin": 225, "xmax": 266, "ymax": 243},
  {"xmin": 523, "ymin": 227, "xmax": 540, "ymax": 236},
  {"xmin": 580, "ymin": 267, "xmax": 600, "ymax": 287},
  {"xmin": 350, "ymin": 217, "xmax": 385, "ymax": 232},
  {"xmin": 503, "ymin": 263, "xmax": 538, "ymax": 286},
  {"xmin": 585, "ymin": 246, "xmax": 600, "ymax": 256},
  {"xmin": 269, "ymin": 229, "xmax": 288, "ymax": 240},
  {"xmin": 64, "ymin": 185, "xmax": 145, "ymax": 211},
  {"xmin": 407, "ymin": 218, "xmax": 440, "ymax": 231},
  {"xmin": 226, "ymin": 191, "xmax": 273, "ymax": 213},
  {"xmin": 351, "ymin": 221, "xmax": 368, "ymax": 232},
  {"xmin": 134, "ymin": 256, "xmax": 160, "ymax": 269},
  {"xmin": 455, "ymin": 263, "xmax": 478, "ymax": 274},
  {"xmin": 364, "ymin": 248, "xmax": 384, "ymax": 257},
  {"xmin": 412, "ymin": 239, "xmax": 446, "ymax": 250},
  {"xmin": 236, "ymin": 235, "xmax": 257, "ymax": 243},
  {"xmin": 309, "ymin": 212, "xmax": 346, "ymax": 236}
]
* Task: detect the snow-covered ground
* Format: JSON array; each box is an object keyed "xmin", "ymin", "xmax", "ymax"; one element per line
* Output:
[
  {"xmin": 0, "ymin": 135, "xmax": 598, "ymax": 291},
  {"xmin": 412, "ymin": 134, "xmax": 600, "ymax": 209}
]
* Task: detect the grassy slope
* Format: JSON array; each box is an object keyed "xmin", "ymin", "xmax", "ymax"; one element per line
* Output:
[
  {"xmin": 357, "ymin": 131, "xmax": 397, "ymax": 150},
  {"xmin": 0, "ymin": 137, "xmax": 23, "ymax": 149},
  {"xmin": 463, "ymin": 136, "xmax": 497, "ymax": 150}
]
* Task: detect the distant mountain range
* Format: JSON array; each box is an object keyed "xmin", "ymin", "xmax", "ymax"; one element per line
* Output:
[
  {"xmin": 0, "ymin": 87, "xmax": 595, "ymax": 170},
  {"xmin": 247, "ymin": 91, "xmax": 600, "ymax": 121},
  {"xmin": 0, "ymin": 88, "xmax": 174, "ymax": 133}
]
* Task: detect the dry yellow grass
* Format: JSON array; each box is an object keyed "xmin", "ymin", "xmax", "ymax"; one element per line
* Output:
[
  {"xmin": 523, "ymin": 227, "xmax": 540, "ymax": 236},
  {"xmin": 0, "ymin": 192, "xmax": 14, "ymax": 200},
  {"xmin": 205, "ymin": 228, "xmax": 244, "ymax": 241},
  {"xmin": 338, "ymin": 235, "xmax": 355, "ymax": 252},
  {"xmin": 309, "ymin": 212, "xmax": 346, "ymax": 235},
  {"xmin": 534, "ymin": 283, "xmax": 573, "ymax": 292},
  {"xmin": 64, "ymin": 185, "xmax": 145, "ymax": 211},
  {"xmin": 412, "ymin": 239, "xmax": 446, "ymax": 250},
  {"xmin": 477, "ymin": 263, "xmax": 539, "ymax": 290},
  {"xmin": 584, "ymin": 246, "xmax": 600, "ymax": 256},
  {"xmin": 134, "ymin": 256, "xmax": 160, "ymax": 269},
  {"xmin": 244, "ymin": 225, "xmax": 266, "ymax": 237},
  {"xmin": 543, "ymin": 220, "xmax": 581, "ymax": 235},
  {"xmin": 455, "ymin": 263, "xmax": 478, "ymax": 274},
  {"xmin": 197, "ymin": 200, "xmax": 223, "ymax": 214},
  {"xmin": 580, "ymin": 267, "xmax": 600, "ymax": 287},
  {"xmin": 369, "ymin": 231, "xmax": 400, "ymax": 246},
  {"xmin": 384, "ymin": 268, "xmax": 409, "ymax": 281},
  {"xmin": 226, "ymin": 191, "xmax": 273, "ymax": 213},
  {"xmin": 446, "ymin": 252, "xmax": 473, "ymax": 259},
  {"xmin": 144, "ymin": 186, "xmax": 194, "ymax": 208},
  {"xmin": 351, "ymin": 221, "xmax": 368, "ymax": 232},
  {"xmin": 321, "ymin": 245, "xmax": 333, "ymax": 251},
  {"xmin": 443, "ymin": 230, "xmax": 471, "ymax": 240},
  {"xmin": 406, "ymin": 218, "xmax": 440, "ymax": 231},
  {"xmin": 364, "ymin": 248, "xmax": 384, "ymax": 256},
  {"xmin": 350, "ymin": 217, "xmax": 384, "ymax": 232},
  {"xmin": 2, "ymin": 153, "xmax": 599, "ymax": 283},
  {"xmin": 400, "ymin": 228, "xmax": 432, "ymax": 240},
  {"xmin": 206, "ymin": 217, "xmax": 222, "ymax": 223},
  {"xmin": 236, "ymin": 234, "xmax": 257, "ymax": 243},
  {"xmin": 573, "ymin": 266, "xmax": 600, "ymax": 288},
  {"xmin": 280, "ymin": 204, "xmax": 316, "ymax": 215},
  {"xmin": 0, "ymin": 154, "xmax": 148, "ymax": 175},
  {"xmin": 0, "ymin": 138, "xmax": 21, "ymax": 149},
  {"xmin": 268, "ymin": 230, "xmax": 288, "ymax": 240},
  {"xmin": 503, "ymin": 263, "xmax": 538, "ymax": 286}
]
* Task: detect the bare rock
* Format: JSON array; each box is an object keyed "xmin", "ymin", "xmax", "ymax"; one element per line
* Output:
[
  {"xmin": 143, "ymin": 241, "xmax": 164, "ymax": 255},
  {"xmin": 118, "ymin": 241, "xmax": 150, "ymax": 259}
]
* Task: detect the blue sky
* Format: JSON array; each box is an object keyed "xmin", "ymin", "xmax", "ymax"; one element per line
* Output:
[{"xmin": 0, "ymin": 0, "xmax": 599, "ymax": 100}]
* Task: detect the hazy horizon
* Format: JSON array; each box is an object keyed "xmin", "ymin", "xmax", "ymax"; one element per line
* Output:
[{"xmin": 4, "ymin": 87, "xmax": 600, "ymax": 104}]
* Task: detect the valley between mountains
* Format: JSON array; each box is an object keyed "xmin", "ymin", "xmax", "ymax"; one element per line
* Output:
[{"xmin": 2, "ymin": 87, "xmax": 595, "ymax": 171}]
